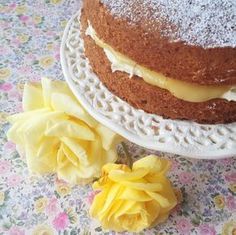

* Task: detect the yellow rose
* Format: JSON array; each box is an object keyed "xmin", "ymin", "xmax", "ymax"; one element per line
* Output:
[
  {"xmin": 32, "ymin": 224, "xmax": 54, "ymax": 235},
  {"xmin": 0, "ymin": 112, "xmax": 9, "ymax": 122},
  {"xmin": 90, "ymin": 155, "xmax": 177, "ymax": 232},
  {"xmin": 222, "ymin": 221, "xmax": 236, "ymax": 235},
  {"xmin": 46, "ymin": 43, "xmax": 54, "ymax": 51},
  {"xmin": 33, "ymin": 16, "xmax": 43, "ymax": 24},
  {"xmin": 50, "ymin": 0, "xmax": 62, "ymax": 4},
  {"xmin": 35, "ymin": 197, "xmax": 48, "ymax": 213},
  {"xmin": 7, "ymin": 77, "xmax": 121, "ymax": 184},
  {"xmin": 16, "ymin": 5, "xmax": 27, "ymax": 14},
  {"xmin": 56, "ymin": 183, "xmax": 71, "ymax": 197},
  {"xmin": 60, "ymin": 20, "xmax": 67, "ymax": 29},
  {"xmin": 18, "ymin": 34, "xmax": 30, "ymax": 43},
  {"xmin": 0, "ymin": 192, "xmax": 5, "ymax": 206},
  {"xmin": 0, "ymin": 6, "xmax": 6, "ymax": 13},
  {"xmin": 39, "ymin": 56, "xmax": 55, "ymax": 68},
  {"xmin": 0, "ymin": 68, "xmax": 11, "ymax": 80},
  {"xmin": 213, "ymin": 195, "xmax": 225, "ymax": 209},
  {"xmin": 229, "ymin": 184, "xmax": 236, "ymax": 193},
  {"xmin": 17, "ymin": 82, "xmax": 25, "ymax": 92}
]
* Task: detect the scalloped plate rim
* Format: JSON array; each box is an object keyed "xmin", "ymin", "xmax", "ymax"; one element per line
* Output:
[{"xmin": 60, "ymin": 13, "xmax": 236, "ymax": 159}]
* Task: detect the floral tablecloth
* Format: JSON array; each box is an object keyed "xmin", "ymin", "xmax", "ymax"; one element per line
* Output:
[{"xmin": 0, "ymin": 1, "xmax": 235, "ymax": 234}]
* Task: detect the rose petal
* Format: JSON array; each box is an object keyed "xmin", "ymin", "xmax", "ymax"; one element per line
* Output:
[
  {"xmin": 41, "ymin": 77, "xmax": 72, "ymax": 108},
  {"xmin": 118, "ymin": 188, "xmax": 152, "ymax": 201},
  {"xmin": 133, "ymin": 155, "xmax": 171, "ymax": 175},
  {"xmin": 23, "ymin": 83, "xmax": 44, "ymax": 111},
  {"xmin": 51, "ymin": 92, "xmax": 97, "ymax": 127},
  {"xmin": 60, "ymin": 137, "xmax": 89, "ymax": 166},
  {"xmin": 61, "ymin": 143, "xmax": 80, "ymax": 167},
  {"xmin": 120, "ymin": 181, "xmax": 163, "ymax": 192},
  {"xmin": 96, "ymin": 124, "xmax": 119, "ymax": 150},
  {"xmin": 25, "ymin": 142, "xmax": 57, "ymax": 173},
  {"xmin": 45, "ymin": 119, "xmax": 95, "ymax": 140},
  {"xmin": 109, "ymin": 168, "xmax": 149, "ymax": 181},
  {"xmin": 7, "ymin": 108, "xmax": 50, "ymax": 123},
  {"xmin": 146, "ymin": 191, "xmax": 170, "ymax": 208}
]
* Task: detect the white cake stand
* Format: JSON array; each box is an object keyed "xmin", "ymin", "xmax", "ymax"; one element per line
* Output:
[{"xmin": 60, "ymin": 13, "xmax": 236, "ymax": 159}]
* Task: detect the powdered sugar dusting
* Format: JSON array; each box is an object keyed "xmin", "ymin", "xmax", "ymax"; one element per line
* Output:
[{"xmin": 100, "ymin": 0, "xmax": 236, "ymax": 48}]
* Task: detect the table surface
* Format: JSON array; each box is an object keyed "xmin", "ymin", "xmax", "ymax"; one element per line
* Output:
[{"xmin": 0, "ymin": 1, "xmax": 235, "ymax": 234}]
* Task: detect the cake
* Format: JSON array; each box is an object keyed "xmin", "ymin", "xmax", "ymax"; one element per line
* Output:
[{"xmin": 80, "ymin": 0, "xmax": 236, "ymax": 124}]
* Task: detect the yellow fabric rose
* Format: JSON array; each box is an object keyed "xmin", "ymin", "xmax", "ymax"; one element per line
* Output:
[
  {"xmin": 0, "ymin": 68, "xmax": 11, "ymax": 80},
  {"xmin": 90, "ymin": 155, "xmax": 177, "ymax": 232},
  {"xmin": 34, "ymin": 197, "xmax": 48, "ymax": 213},
  {"xmin": 7, "ymin": 77, "xmax": 121, "ymax": 184},
  {"xmin": 229, "ymin": 183, "xmax": 236, "ymax": 193},
  {"xmin": 50, "ymin": 0, "xmax": 62, "ymax": 4},
  {"xmin": 18, "ymin": 34, "xmax": 30, "ymax": 43},
  {"xmin": 39, "ymin": 56, "xmax": 55, "ymax": 68},
  {"xmin": 0, "ymin": 192, "xmax": 5, "ymax": 206},
  {"xmin": 213, "ymin": 195, "xmax": 225, "ymax": 209},
  {"xmin": 32, "ymin": 224, "xmax": 54, "ymax": 235},
  {"xmin": 33, "ymin": 16, "xmax": 43, "ymax": 25},
  {"xmin": 56, "ymin": 183, "xmax": 71, "ymax": 197},
  {"xmin": 222, "ymin": 221, "xmax": 236, "ymax": 235},
  {"xmin": 15, "ymin": 5, "xmax": 27, "ymax": 14}
]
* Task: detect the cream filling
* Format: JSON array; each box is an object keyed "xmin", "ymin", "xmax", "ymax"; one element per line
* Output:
[{"xmin": 86, "ymin": 23, "xmax": 236, "ymax": 102}]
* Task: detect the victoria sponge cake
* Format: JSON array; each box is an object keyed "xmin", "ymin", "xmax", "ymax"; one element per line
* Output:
[{"xmin": 80, "ymin": 0, "xmax": 236, "ymax": 124}]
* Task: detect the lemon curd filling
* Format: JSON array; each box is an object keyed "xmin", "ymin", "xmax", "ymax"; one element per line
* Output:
[{"xmin": 86, "ymin": 23, "xmax": 236, "ymax": 103}]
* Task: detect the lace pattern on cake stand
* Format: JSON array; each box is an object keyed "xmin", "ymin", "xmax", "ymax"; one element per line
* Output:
[{"xmin": 60, "ymin": 13, "xmax": 236, "ymax": 159}]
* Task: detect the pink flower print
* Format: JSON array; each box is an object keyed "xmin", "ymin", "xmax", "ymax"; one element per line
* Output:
[
  {"xmin": 0, "ymin": 160, "xmax": 11, "ymax": 175},
  {"xmin": 220, "ymin": 158, "xmax": 234, "ymax": 166},
  {"xmin": 15, "ymin": 103, "xmax": 23, "ymax": 113},
  {"xmin": 199, "ymin": 224, "xmax": 216, "ymax": 235},
  {"xmin": 46, "ymin": 31, "xmax": 56, "ymax": 37},
  {"xmin": 54, "ymin": 45, "xmax": 60, "ymax": 53},
  {"xmin": 171, "ymin": 159, "xmax": 179, "ymax": 171},
  {"xmin": 9, "ymin": 3, "xmax": 16, "ymax": 9},
  {"xmin": 87, "ymin": 191, "xmax": 100, "ymax": 205},
  {"xmin": 225, "ymin": 173, "xmax": 236, "ymax": 182},
  {"xmin": 176, "ymin": 218, "xmax": 192, "ymax": 234},
  {"xmin": 19, "ymin": 65, "xmax": 32, "ymax": 75},
  {"xmin": 4, "ymin": 141, "xmax": 16, "ymax": 151},
  {"xmin": 0, "ymin": 83, "xmax": 13, "ymax": 91},
  {"xmin": 32, "ymin": 29, "xmax": 41, "ymax": 36},
  {"xmin": 226, "ymin": 196, "xmax": 236, "ymax": 211},
  {"xmin": 178, "ymin": 172, "xmax": 193, "ymax": 184},
  {"xmin": 46, "ymin": 197, "xmax": 59, "ymax": 216},
  {"xmin": 27, "ymin": 21, "xmax": 35, "ymax": 27},
  {"xmin": 8, "ymin": 90, "xmax": 21, "ymax": 100},
  {"xmin": 19, "ymin": 15, "xmax": 29, "ymax": 23},
  {"xmin": 7, "ymin": 226, "xmax": 25, "ymax": 235},
  {"xmin": 7, "ymin": 174, "xmax": 23, "ymax": 187},
  {"xmin": 25, "ymin": 53, "xmax": 36, "ymax": 62},
  {"xmin": 53, "ymin": 212, "xmax": 69, "ymax": 231},
  {"xmin": 11, "ymin": 38, "xmax": 21, "ymax": 47},
  {"xmin": 0, "ymin": 21, "xmax": 11, "ymax": 30},
  {"xmin": 3, "ymin": 141, "xmax": 16, "ymax": 155},
  {"xmin": 0, "ymin": 46, "xmax": 10, "ymax": 55},
  {"xmin": 55, "ymin": 53, "xmax": 60, "ymax": 61}
]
